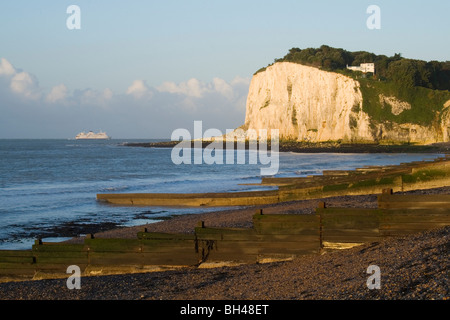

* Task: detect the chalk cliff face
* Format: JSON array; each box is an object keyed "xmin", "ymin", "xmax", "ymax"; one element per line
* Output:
[{"xmin": 242, "ymin": 62, "xmax": 450, "ymax": 144}]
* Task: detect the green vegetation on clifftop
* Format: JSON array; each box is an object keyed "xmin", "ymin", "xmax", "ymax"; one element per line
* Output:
[
  {"xmin": 358, "ymin": 79, "xmax": 450, "ymax": 127},
  {"xmin": 258, "ymin": 45, "xmax": 450, "ymax": 92}
]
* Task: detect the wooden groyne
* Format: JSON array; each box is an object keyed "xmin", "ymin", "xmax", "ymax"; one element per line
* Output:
[
  {"xmin": 1, "ymin": 190, "xmax": 449, "ymax": 282},
  {"xmin": 97, "ymin": 155, "xmax": 450, "ymax": 207},
  {"xmin": 96, "ymin": 190, "xmax": 280, "ymax": 207},
  {"xmin": 3, "ymin": 157, "xmax": 450, "ymax": 282}
]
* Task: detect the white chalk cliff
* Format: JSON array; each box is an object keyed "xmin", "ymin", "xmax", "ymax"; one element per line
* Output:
[{"xmin": 241, "ymin": 62, "xmax": 450, "ymax": 144}]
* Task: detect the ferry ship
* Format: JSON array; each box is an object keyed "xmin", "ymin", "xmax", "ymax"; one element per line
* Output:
[{"xmin": 75, "ymin": 131, "xmax": 111, "ymax": 140}]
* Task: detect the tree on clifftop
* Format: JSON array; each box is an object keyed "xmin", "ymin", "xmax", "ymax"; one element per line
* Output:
[{"xmin": 269, "ymin": 46, "xmax": 449, "ymax": 91}]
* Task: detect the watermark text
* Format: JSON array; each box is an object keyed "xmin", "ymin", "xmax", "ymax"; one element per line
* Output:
[{"xmin": 171, "ymin": 121, "xmax": 279, "ymax": 175}]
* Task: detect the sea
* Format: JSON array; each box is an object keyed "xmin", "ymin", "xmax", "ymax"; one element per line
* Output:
[{"xmin": 0, "ymin": 139, "xmax": 442, "ymax": 250}]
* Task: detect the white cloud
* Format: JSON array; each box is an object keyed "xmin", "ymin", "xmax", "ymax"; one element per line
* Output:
[
  {"xmin": 46, "ymin": 84, "xmax": 68, "ymax": 103},
  {"xmin": 157, "ymin": 77, "xmax": 249, "ymax": 100},
  {"xmin": 75, "ymin": 88, "xmax": 115, "ymax": 107},
  {"xmin": 0, "ymin": 58, "xmax": 15, "ymax": 76},
  {"xmin": 156, "ymin": 81, "xmax": 179, "ymax": 94},
  {"xmin": 0, "ymin": 58, "xmax": 42, "ymax": 100},
  {"xmin": 0, "ymin": 57, "xmax": 250, "ymax": 138},
  {"xmin": 157, "ymin": 78, "xmax": 206, "ymax": 98},
  {"xmin": 10, "ymin": 71, "xmax": 41, "ymax": 100},
  {"xmin": 231, "ymin": 76, "xmax": 251, "ymax": 87},
  {"xmin": 103, "ymin": 88, "xmax": 113, "ymax": 100},
  {"xmin": 213, "ymin": 77, "xmax": 233, "ymax": 99},
  {"xmin": 126, "ymin": 80, "xmax": 151, "ymax": 99},
  {"xmin": 183, "ymin": 78, "xmax": 206, "ymax": 98}
]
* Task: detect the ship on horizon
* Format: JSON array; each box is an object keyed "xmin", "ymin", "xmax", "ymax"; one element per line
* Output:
[{"xmin": 75, "ymin": 131, "xmax": 111, "ymax": 140}]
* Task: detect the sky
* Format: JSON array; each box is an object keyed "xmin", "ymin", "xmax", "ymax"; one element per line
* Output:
[{"xmin": 0, "ymin": 0, "xmax": 449, "ymax": 139}]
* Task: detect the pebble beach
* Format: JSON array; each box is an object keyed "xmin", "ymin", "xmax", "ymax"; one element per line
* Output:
[{"xmin": 0, "ymin": 187, "xmax": 448, "ymax": 300}]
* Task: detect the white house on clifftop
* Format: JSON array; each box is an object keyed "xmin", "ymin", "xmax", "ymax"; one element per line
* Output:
[{"xmin": 347, "ymin": 63, "xmax": 375, "ymax": 73}]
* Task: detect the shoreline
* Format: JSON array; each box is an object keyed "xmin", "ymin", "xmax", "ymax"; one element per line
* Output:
[
  {"xmin": 124, "ymin": 140, "xmax": 450, "ymax": 154},
  {"xmin": 1, "ymin": 157, "xmax": 449, "ymax": 299},
  {"xmin": 7, "ymin": 149, "xmax": 449, "ymax": 247}
]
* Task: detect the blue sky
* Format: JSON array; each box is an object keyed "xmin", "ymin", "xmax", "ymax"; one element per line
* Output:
[{"xmin": 0, "ymin": 0, "xmax": 449, "ymax": 138}]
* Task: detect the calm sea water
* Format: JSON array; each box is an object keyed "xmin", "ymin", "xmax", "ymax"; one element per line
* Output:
[{"xmin": 0, "ymin": 139, "xmax": 441, "ymax": 250}]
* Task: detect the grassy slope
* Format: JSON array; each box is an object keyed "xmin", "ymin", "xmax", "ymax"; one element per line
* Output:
[{"xmin": 357, "ymin": 78, "xmax": 450, "ymax": 127}]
